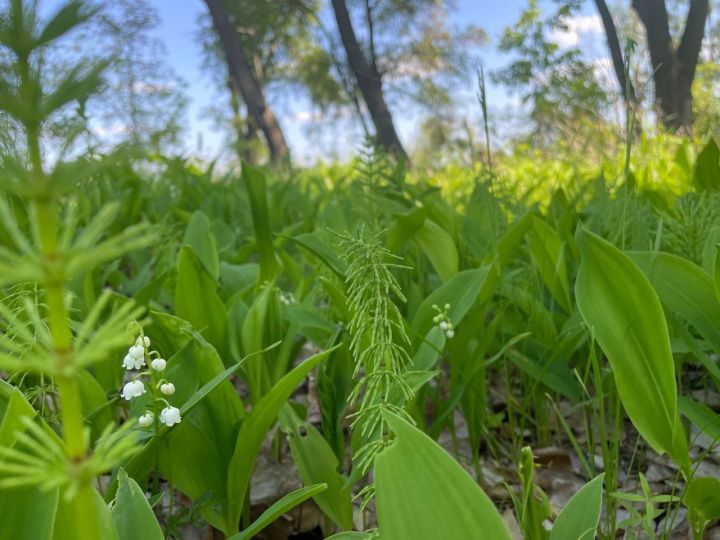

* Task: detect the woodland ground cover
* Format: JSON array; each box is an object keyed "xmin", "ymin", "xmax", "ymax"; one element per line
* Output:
[{"xmin": 2, "ymin": 1, "xmax": 720, "ymax": 540}]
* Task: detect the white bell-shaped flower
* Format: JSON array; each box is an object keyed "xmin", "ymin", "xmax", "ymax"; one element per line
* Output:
[
  {"xmin": 151, "ymin": 358, "xmax": 166, "ymax": 371},
  {"xmin": 445, "ymin": 329, "xmax": 455, "ymax": 339},
  {"xmin": 138, "ymin": 412, "xmax": 154, "ymax": 428},
  {"xmin": 439, "ymin": 321, "xmax": 450, "ymax": 331},
  {"xmin": 121, "ymin": 380, "xmax": 145, "ymax": 400},
  {"xmin": 160, "ymin": 406, "xmax": 182, "ymax": 426},
  {"xmin": 129, "ymin": 345, "xmax": 145, "ymax": 360},
  {"xmin": 122, "ymin": 354, "xmax": 135, "ymax": 370},
  {"xmin": 159, "ymin": 382, "xmax": 175, "ymax": 396},
  {"xmin": 136, "ymin": 335, "xmax": 151, "ymax": 348}
]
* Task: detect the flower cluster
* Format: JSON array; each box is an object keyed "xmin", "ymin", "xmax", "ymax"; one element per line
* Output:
[
  {"xmin": 278, "ymin": 290, "xmax": 296, "ymax": 306},
  {"xmin": 120, "ymin": 332, "xmax": 181, "ymax": 428},
  {"xmin": 432, "ymin": 303, "xmax": 455, "ymax": 339}
]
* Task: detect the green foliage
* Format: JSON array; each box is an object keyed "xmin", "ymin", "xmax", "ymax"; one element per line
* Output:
[{"xmin": 374, "ymin": 412, "xmax": 511, "ymax": 540}]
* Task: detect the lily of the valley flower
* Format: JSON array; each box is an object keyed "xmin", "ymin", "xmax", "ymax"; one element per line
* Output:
[
  {"xmin": 136, "ymin": 335, "xmax": 151, "ymax": 348},
  {"xmin": 150, "ymin": 358, "xmax": 166, "ymax": 371},
  {"xmin": 121, "ymin": 380, "xmax": 145, "ymax": 400},
  {"xmin": 159, "ymin": 382, "xmax": 175, "ymax": 396},
  {"xmin": 138, "ymin": 412, "xmax": 154, "ymax": 428},
  {"xmin": 160, "ymin": 406, "xmax": 181, "ymax": 426}
]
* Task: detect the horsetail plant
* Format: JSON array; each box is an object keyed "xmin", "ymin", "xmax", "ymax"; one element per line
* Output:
[
  {"xmin": 338, "ymin": 229, "xmax": 414, "ymax": 498},
  {"xmin": 0, "ymin": 1, "xmax": 155, "ymax": 538}
]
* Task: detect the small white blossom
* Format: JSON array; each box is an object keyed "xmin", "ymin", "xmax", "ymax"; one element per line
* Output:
[
  {"xmin": 439, "ymin": 321, "xmax": 450, "ymax": 331},
  {"xmin": 445, "ymin": 329, "xmax": 455, "ymax": 339},
  {"xmin": 151, "ymin": 358, "xmax": 166, "ymax": 371},
  {"xmin": 160, "ymin": 406, "xmax": 182, "ymax": 426},
  {"xmin": 138, "ymin": 412, "xmax": 154, "ymax": 428},
  {"xmin": 121, "ymin": 380, "xmax": 145, "ymax": 400},
  {"xmin": 122, "ymin": 354, "xmax": 135, "ymax": 370},
  {"xmin": 160, "ymin": 382, "xmax": 175, "ymax": 396},
  {"xmin": 136, "ymin": 336, "xmax": 151, "ymax": 348},
  {"xmin": 129, "ymin": 345, "xmax": 145, "ymax": 360}
]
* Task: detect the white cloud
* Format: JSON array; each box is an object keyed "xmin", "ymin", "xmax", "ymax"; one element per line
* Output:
[{"xmin": 549, "ymin": 14, "xmax": 603, "ymax": 48}]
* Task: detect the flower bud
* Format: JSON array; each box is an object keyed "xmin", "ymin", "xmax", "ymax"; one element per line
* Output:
[
  {"xmin": 439, "ymin": 321, "xmax": 449, "ymax": 331},
  {"xmin": 160, "ymin": 406, "xmax": 182, "ymax": 426},
  {"xmin": 160, "ymin": 382, "xmax": 175, "ymax": 396},
  {"xmin": 136, "ymin": 335, "xmax": 151, "ymax": 348},
  {"xmin": 121, "ymin": 380, "xmax": 145, "ymax": 400},
  {"xmin": 151, "ymin": 358, "xmax": 166, "ymax": 371},
  {"xmin": 445, "ymin": 329, "xmax": 455, "ymax": 339},
  {"xmin": 138, "ymin": 412, "xmax": 154, "ymax": 428}
]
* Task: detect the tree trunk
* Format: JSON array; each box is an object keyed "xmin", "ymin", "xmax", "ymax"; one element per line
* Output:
[
  {"xmin": 593, "ymin": 0, "xmax": 636, "ymax": 103},
  {"xmin": 330, "ymin": 0, "xmax": 407, "ymax": 160},
  {"xmin": 203, "ymin": 0, "xmax": 289, "ymax": 161},
  {"xmin": 631, "ymin": 0, "xmax": 709, "ymax": 132}
]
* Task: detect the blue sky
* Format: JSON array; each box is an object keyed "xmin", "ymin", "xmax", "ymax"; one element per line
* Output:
[{"xmin": 42, "ymin": 0, "xmax": 606, "ymax": 161}]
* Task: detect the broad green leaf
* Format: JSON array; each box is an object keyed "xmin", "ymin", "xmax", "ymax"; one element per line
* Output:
[
  {"xmin": 183, "ymin": 210, "xmax": 219, "ymax": 280},
  {"xmin": 0, "ymin": 389, "xmax": 58, "ymax": 540},
  {"xmin": 230, "ymin": 484, "xmax": 328, "ymax": 540},
  {"xmin": 77, "ymin": 367, "xmax": 113, "ymax": 442},
  {"xmin": 175, "ymin": 246, "xmax": 227, "ymax": 356},
  {"xmin": 111, "ymin": 469, "xmax": 163, "ymax": 540},
  {"xmin": 411, "ymin": 267, "xmax": 490, "ymax": 338},
  {"xmin": 375, "ymin": 412, "xmax": 511, "ymax": 540},
  {"xmin": 387, "ymin": 207, "xmax": 427, "ymax": 253},
  {"xmin": 241, "ymin": 282, "xmax": 275, "ymax": 401},
  {"xmin": 53, "ymin": 486, "xmax": 118, "ymax": 540},
  {"xmin": 693, "ymin": 138, "xmax": 720, "ymax": 191},
  {"xmin": 415, "ymin": 219, "xmax": 458, "ymax": 282},
  {"xmin": 290, "ymin": 232, "xmax": 347, "ymax": 278},
  {"xmin": 575, "ymin": 229, "xmax": 687, "ymax": 466},
  {"xmin": 325, "ymin": 533, "xmax": 372, "ymax": 540},
  {"xmin": 243, "ymin": 163, "xmax": 279, "ymax": 281},
  {"xmin": 225, "ymin": 346, "xmax": 336, "ymax": 534},
  {"xmin": 685, "ymin": 477, "xmax": 720, "ymax": 521},
  {"xmin": 220, "ymin": 262, "xmax": 259, "ymax": 295},
  {"xmin": 550, "ymin": 474, "xmax": 605, "ymax": 540},
  {"xmin": 278, "ymin": 405, "xmax": 353, "ymax": 529},
  {"xmin": 678, "ymin": 396, "xmax": 720, "ymax": 442},
  {"xmin": 629, "ymin": 251, "xmax": 720, "ymax": 353},
  {"xmin": 528, "ymin": 215, "xmax": 571, "ymax": 312}
]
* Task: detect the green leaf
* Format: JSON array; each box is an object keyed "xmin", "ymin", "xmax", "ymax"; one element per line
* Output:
[
  {"xmin": 0, "ymin": 389, "xmax": 58, "ymax": 540},
  {"xmin": 528, "ymin": 215, "xmax": 571, "ymax": 312},
  {"xmin": 629, "ymin": 251, "xmax": 720, "ymax": 354},
  {"xmin": 225, "ymin": 345, "xmax": 337, "ymax": 534},
  {"xmin": 289, "ymin": 232, "xmax": 347, "ymax": 278},
  {"xmin": 415, "ymin": 219, "xmax": 458, "ymax": 282},
  {"xmin": 678, "ymin": 396, "xmax": 720, "ymax": 442},
  {"xmin": 110, "ymin": 469, "xmax": 163, "ymax": 540},
  {"xmin": 550, "ymin": 474, "xmax": 605, "ymax": 540},
  {"xmin": 53, "ymin": 487, "xmax": 119, "ymax": 540},
  {"xmin": 685, "ymin": 477, "xmax": 720, "ymax": 521},
  {"xmin": 175, "ymin": 246, "xmax": 227, "ymax": 356},
  {"xmin": 278, "ymin": 405, "xmax": 353, "ymax": 529},
  {"xmin": 575, "ymin": 229, "xmax": 688, "ymax": 466},
  {"xmin": 375, "ymin": 412, "xmax": 511, "ymax": 540},
  {"xmin": 183, "ymin": 210, "xmax": 219, "ymax": 280},
  {"xmin": 411, "ymin": 267, "xmax": 490, "ymax": 338},
  {"xmin": 693, "ymin": 138, "xmax": 720, "ymax": 191},
  {"xmin": 230, "ymin": 484, "xmax": 328, "ymax": 540},
  {"xmin": 243, "ymin": 163, "xmax": 279, "ymax": 281}
]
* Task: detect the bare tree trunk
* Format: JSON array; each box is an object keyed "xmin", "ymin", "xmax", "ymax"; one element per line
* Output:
[
  {"xmin": 203, "ymin": 0, "xmax": 289, "ymax": 161},
  {"xmin": 330, "ymin": 0, "xmax": 407, "ymax": 160},
  {"xmin": 593, "ymin": 0, "xmax": 636, "ymax": 103},
  {"xmin": 631, "ymin": 0, "xmax": 709, "ymax": 132}
]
